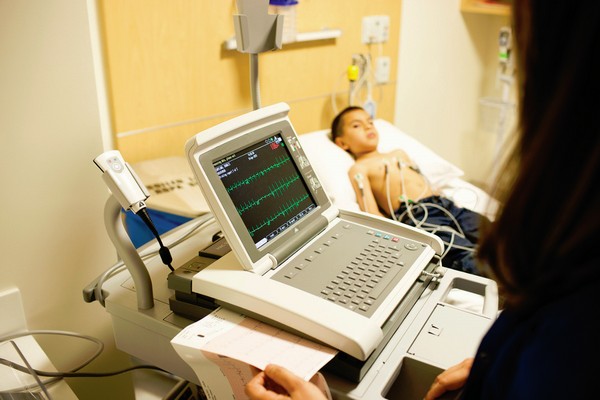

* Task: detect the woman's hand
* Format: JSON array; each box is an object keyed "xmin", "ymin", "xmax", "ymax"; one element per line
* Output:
[
  {"xmin": 424, "ymin": 358, "xmax": 473, "ymax": 400},
  {"xmin": 245, "ymin": 364, "xmax": 330, "ymax": 400}
]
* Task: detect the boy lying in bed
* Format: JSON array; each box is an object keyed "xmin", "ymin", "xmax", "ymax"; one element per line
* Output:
[{"xmin": 331, "ymin": 106, "xmax": 488, "ymax": 275}]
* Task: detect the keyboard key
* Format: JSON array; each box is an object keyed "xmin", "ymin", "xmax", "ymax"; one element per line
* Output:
[{"xmin": 301, "ymin": 222, "xmax": 420, "ymax": 318}]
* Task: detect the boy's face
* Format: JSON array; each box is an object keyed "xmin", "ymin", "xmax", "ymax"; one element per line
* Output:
[{"xmin": 334, "ymin": 109, "xmax": 379, "ymax": 156}]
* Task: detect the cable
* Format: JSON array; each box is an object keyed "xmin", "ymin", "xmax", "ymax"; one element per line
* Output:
[
  {"xmin": 398, "ymin": 160, "xmax": 423, "ymax": 227},
  {"xmin": 347, "ymin": 63, "xmax": 359, "ymax": 106},
  {"xmin": 331, "ymin": 53, "xmax": 381, "ymax": 114},
  {"xmin": 136, "ymin": 208, "xmax": 174, "ymax": 272},
  {"xmin": 439, "ymin": 231, "xmax": 456, "ymax": 261},
  {"xmin": 411, "ymin": 202, "xmax": 430, "ymax": 229},
  {"xmin": 354, "ymin": 173, "xmax": 366, "ymax": 207},
  {"xmin": 9, "ymin": 340, "xmax": 52, "ymax": 399},
  {"xmin": 390, "ymin": 162, "xmax": 476, "ymax": 260},
  {"xmin": 383, "ymin": 161, "xmax": 398, "ymax": 221},
  {"xmin": 350, "ymin": 54, "xmax": 371, "ymax": 107},
  {"xmin": 419, "ymin": 202, "xmax": 467, "ymax": 238},
  {"xmin": 94, "ymin": 215, "xmax": 216, "ymax": 306},
  {"xmin": 0, "ymin": 330, "xmax": 174, "ymax": 396},
  {"xmin": 0, "ymin": 330, "xmax": 103, "ymax": 394},
  {"xmin": 358, "ymin": 156, "xmax": 476, "ymax": 261},
  {"xmin": 396, "ymin": 202, "xmax": 469, "ymax": 240},
  {"xmin": 397, "ymin": 204, "xmax": 476, "ymax": 261},
  {"xmin": 95, "ymin": 214, "xmax": 217, "ymax": 306},
  {"xmin": 0, "ymin": 358, "xmax": 172, "ymax": 379}
]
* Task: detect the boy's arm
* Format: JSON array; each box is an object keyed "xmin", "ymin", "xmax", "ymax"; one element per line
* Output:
[{"xmin": 348, "ymin": 164, "xmax": 385, "ymax": 217}]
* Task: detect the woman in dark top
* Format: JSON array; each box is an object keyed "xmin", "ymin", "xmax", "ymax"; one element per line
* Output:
[{"xmin": 425, "ymin": 0, "xmax": 600, "ymax": 398}]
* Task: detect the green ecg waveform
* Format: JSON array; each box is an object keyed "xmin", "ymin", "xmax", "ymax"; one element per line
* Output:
[
  {"xmin": 236, "ymin": 175, "xmax": 300, "ymax": 215},
  {"xmin": 249, "ymin": 194, "xmax": 310, "ymax": 237},
  {"xmin": 226, "ymin": 156, "xmax": 290, "ymax": 193}
]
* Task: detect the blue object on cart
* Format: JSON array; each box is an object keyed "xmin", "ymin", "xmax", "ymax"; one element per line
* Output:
[{"xmin": 124, "ymin": 208, "xmax": 192, "ymax": 248}]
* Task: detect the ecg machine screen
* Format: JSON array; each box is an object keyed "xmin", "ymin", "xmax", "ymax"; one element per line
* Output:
[{"xmin": 213, "ymin": 133, "xmax": 316, "ymax": 248}]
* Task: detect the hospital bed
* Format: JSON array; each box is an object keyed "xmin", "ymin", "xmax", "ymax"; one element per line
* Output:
[
  {"xmin": 298, "ymin": 118, "xmax": 497, "ymax": 221},
  {"xmin": 131, "ymin": 118, "xmax": 497, "ymax": 235},
  {"xmin": 90, "ymin": 114, "xmax": 498, "ymax": 400}
]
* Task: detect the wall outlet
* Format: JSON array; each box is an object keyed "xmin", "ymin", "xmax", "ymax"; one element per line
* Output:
[
  {"xmin": 362, "ymin": 15, "xmax": 390, "ymax": 44},
  {"xmin": 375, "ymin": 56, "xmax": 391, "ymax": 84},
  {"xmin": 0, "ymin": 287, "xmax": 27, "ymax": 335}
]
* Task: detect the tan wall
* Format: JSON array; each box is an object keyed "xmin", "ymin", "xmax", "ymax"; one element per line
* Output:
[
  {"xmin": 395, "ymin": 0, "xmax": 512, "ymax": 185},
  {"xmin": 98, "ymin": 0, "xmax": 402, "ymax": 163},
  {"xmin": 1, "ymin": 1, "xmax": 135, "ymax": 398}
]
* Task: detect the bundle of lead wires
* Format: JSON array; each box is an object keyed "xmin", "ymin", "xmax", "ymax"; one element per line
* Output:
[{"xmin": 384, "ymin": 162, "xmax": 476, "ymax": 260}]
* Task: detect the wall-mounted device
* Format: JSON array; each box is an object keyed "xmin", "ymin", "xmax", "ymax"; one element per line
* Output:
[
  {"xmin": 498, "ymin": 26, "xmax": 512, "ymax": 70},
  {"xmin": 362, "ymin": 15, "xmax": 390, "ymax": 44}
]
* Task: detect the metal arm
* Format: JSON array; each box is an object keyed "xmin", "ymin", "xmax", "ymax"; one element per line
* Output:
[{"xmin": 104, "ymin": 195, "xmax": 154, "ymax": 310}]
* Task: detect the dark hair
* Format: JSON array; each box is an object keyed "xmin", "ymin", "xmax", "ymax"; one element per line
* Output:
[
  {"xmin": 477, "ymin": 1, "xmax": 600, "ymax": 308},
  {"xmin": 330, "ymin": 106, "xmax": 365, "ymax": 142}
]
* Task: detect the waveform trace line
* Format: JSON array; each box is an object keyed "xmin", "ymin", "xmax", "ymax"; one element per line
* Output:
[
  {"xmin": 236, "ymin": 175, "xmax": 301, "ymax": 215},
  {"xmin": 249, "ymin": 194, "xmax": 310, "ymax": 237},
  {"xmin": 225, "ymin": 156, "xmax": 290, "ymax": 193}
]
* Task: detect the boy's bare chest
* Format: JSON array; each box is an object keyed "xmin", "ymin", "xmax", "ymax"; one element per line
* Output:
[{"xmin": 356, "ymin": 153, "xmax": 409, "ymax": 179}]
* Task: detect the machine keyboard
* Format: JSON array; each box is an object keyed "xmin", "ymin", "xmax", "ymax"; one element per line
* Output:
[
  {"xmin": 319, "ymin": 238, "xmax": 406, "ymax": 313},
  {"xmin": 272, "ymin": 221, "xmax": 427, "ymax": 318}
]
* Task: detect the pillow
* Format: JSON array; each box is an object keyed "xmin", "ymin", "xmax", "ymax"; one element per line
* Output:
[
  {"xmin": 298, "ymin": 119, "xmax": 464, "ymax": 210},
  {"xmin": 299, "ymin": 128, "xmax": 358, "ymax": 210}
]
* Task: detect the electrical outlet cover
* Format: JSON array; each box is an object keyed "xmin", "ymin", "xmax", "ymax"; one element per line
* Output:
[
  {"xmin": 362, "ymin": 15, "xmax": 390, "ymax": 44},
  {"xmin": 375, "ymin": 56, "xmax": 391, "ymax": 84},
  {"xmin": 0, "ymin": 287, "xmax": 27, "ymax": 335}
]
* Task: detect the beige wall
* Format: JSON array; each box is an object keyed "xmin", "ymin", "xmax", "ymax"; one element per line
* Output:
[
  {"xmin": 0, "ymin": 1, "xmax": 134, "ymax": 398},
  {"xmin": 395, "ymin": 0, "xmax": 512, "ymax": 186},
  {"xmin": 98, "ymin": 0, "xmax": 402, "ymax": 163}
]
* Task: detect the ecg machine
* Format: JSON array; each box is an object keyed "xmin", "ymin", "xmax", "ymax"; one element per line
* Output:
[
  {"xmin": 182, "ymin": 102, "xmax": 453, "ymax": 361},
  {"xmin": 96, "ymin": 103, "xmax": 499, "ymax": 399},
  {"xmin": 167, "ymin": 103, "xmax": 497, "ymax": 395}
]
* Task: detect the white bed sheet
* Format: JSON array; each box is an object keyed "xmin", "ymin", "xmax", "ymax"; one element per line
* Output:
[{"xmin": 298, "ymin": 119, "xmax": 498, "ymax": 220}]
